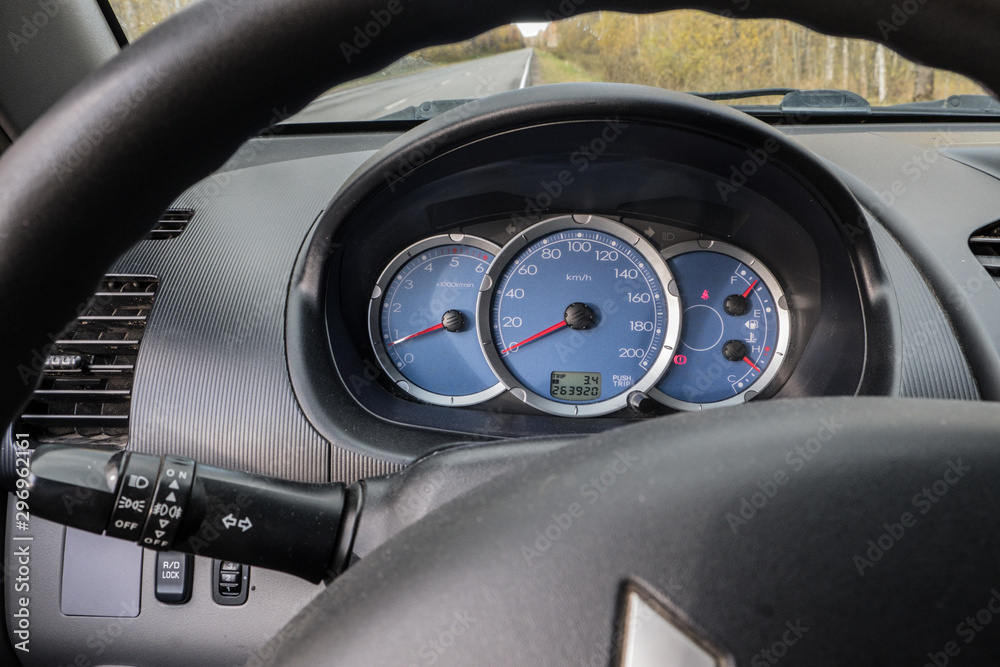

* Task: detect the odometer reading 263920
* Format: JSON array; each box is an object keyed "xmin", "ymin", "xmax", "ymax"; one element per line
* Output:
[{"xmin": 478, "ymin": 215, "xmax": 681, "ymax": 416}]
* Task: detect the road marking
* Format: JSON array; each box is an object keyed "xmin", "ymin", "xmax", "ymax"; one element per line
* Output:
[
  {"xmin": 440, "ymin": 79, "xmax": 452, "ymax": 85},
  {"xmin": 519, "ymin": 49, "xmax": 533, "ymax": 89},
  {"xmin": 383, "ymin": 97, "xmax": 410, "ymax": 111}
]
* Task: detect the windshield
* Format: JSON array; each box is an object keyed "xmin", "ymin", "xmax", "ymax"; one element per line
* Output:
[{"xmin": 108, "ymin": 3, "xmax": 990, "ymax": 121}]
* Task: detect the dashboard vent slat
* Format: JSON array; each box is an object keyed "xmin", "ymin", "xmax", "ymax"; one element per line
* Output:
[
  {"xmin": 16, "ymin": 275, "xmax": 159, "ymax": 446},
  {"xmin": 31, "ymin": 390, "xmax": 132, "ymax": 403},
  {"xmin": 91, "ymin": 291, "xmax": 156, "ymax": 308},
  {"xmin": 145, "ymin": 208, "xmax": 193, "ymax": 240},
  {"xmin": 19, "ymin": 414, "xmax": 130, "ymax": 429},
  {"xmin": 41, "ymin": 364, "xmax": 135, "ymax": 377},
  {"xmin": 969, "ymin": 221, "xmax": 1000, "ymax": 285},
  {"xmin": 973, "ymin": 255, "xmax": 1000, "ymax": 269},
  {"xmin": 75, "ymin": 315, "xmax": 148, "ymax": 329},
  {"xmin": 54, "ymin": 340, "xmax": 141, "ymax": 355}
]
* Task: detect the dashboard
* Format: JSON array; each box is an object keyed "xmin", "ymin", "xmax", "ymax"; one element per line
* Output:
[{"xmin": 6, "ymin": 83, "xmax": 997, "ymax": 665}]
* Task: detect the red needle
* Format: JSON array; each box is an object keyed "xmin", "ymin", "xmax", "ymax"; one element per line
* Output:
[
  {"xmin": 389, "ymin": 322, "xmax": 444, "ymax": 346},
  {"xmin": 742, "ymin": 279, "xmax": 759, "ymax": 298},
  {"xmin": 500, "ymin": 321, "xmax": 567, "ymax": 354},
  {"xmin": 743, "ymin": 357, "xmax": 762, "ymax": 372}
]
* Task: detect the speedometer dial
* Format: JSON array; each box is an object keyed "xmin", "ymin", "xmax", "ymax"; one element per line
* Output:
[
  {"xmin": 650, "ymin": 240, "xmax": 790, "ymax": 410},
  {"xmin": 369, "ymin": 235, "xmax": 503, "ymax": 406},
  {"xmin": 478, "ymin": 215, "xmax": 680, "ymax": 417}
]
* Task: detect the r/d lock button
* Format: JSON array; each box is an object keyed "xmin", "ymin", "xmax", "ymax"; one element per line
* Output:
[{"xmin": 155, "ymin": 551, "xmax": 193, "ymax": 604}]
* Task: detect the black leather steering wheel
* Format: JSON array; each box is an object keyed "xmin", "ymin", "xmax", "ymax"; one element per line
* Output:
[
  {"xmin": 2, "ymin": 0, "xmax": 1000, "ymax": 664},
  {"xmin": 279, "ymin": 398, "xmax": 1000, "ymax": 664}
]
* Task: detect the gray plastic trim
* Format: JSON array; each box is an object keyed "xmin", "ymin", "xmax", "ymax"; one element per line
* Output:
[
  {"xmin": 5, "ymin": 505, "xmax": 326, "ymax": 667},
  {"xmin": 60, "ymin": 528, "xmax": 142, "ymax": 617}
]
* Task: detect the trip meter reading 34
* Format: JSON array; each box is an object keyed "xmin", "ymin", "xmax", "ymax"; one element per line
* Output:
[{"xmin": 478, "ymin": 215, "xmax": 681, "ymax": 416}]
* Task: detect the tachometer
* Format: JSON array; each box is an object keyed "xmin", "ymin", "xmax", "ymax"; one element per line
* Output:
[
  {"xmin": 478, "ymin": 215, "xmax": 680, "ymax": 417},
  {"xmin": 650, "ymin": 240, "xmax": 790, "ymax": 410},
  {"xmin": 369, "ymin": 235, "xmax": 503, "ymax": 406}
]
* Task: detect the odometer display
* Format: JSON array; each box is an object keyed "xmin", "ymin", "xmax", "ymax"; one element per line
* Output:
[
  {"xmin": 479, "ymin": 215, "xmax": 680, "ymax": 417},
  {"xmin": 550, "ymin": 372, "xmax": 601, "ymax": 401}
]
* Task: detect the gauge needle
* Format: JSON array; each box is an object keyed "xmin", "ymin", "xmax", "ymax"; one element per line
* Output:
[
  {"xmin": 743, "ymin": 357, "xmax": 762, "ymax": 372},
  {"xmin": 741, "ymin": 279, "xmax": 759, "ymax": 298},
  {"xmin": 389, "ymin": 323, "xmax": 444, "ymax": 346},
  {"xmin": 500, "ymin": 321, "xmax": 567, "ymax": 354}
]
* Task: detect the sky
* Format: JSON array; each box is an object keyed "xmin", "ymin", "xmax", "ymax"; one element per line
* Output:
[{"xmin": 516, "ymin": 23, "xmax": 550, "ymax": 38}]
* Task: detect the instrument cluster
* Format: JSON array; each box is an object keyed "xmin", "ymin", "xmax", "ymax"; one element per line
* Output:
[
  {"xmin": 367, "ymin": 214, "xmax": 790, "ymax": 417},
  {"xmin": 300, "ymin": 99, "xmax": 883, "ymax": 444}
]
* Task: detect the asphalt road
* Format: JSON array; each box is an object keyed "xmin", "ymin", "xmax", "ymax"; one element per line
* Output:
[{"xmin": 290, "ymin": 48, "xmax": 534, "ymax": 122}]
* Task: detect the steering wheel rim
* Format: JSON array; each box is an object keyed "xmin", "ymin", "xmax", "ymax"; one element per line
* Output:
[
  {"xmin": 2, "ymin": 0, "xmax": 1000, "ymax": 665},
  {"xmin": 267, "ymin": 397, "xmax": 1000, "ymax": 665}
]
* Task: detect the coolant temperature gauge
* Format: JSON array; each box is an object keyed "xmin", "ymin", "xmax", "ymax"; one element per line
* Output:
[{"xmin": 651, "ymin": 240, "xmax": 790, "ymax": 410}]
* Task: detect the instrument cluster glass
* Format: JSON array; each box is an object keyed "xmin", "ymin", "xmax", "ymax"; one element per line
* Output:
[
  {"xmin": 368, "ymin": 217, "xmax": 792, "ymax": 416},
  {"xmin": 480, "ymin": 215, "xmax": 680, "ymax": 417}
]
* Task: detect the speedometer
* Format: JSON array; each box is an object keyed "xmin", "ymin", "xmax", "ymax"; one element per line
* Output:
[{"xmin": 478, "ymin": 215, "xmax": 681, "ymax": 416}]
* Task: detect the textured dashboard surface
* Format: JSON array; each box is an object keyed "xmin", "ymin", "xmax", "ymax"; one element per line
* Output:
[
  {"xmin": 110, "ymin": 147, "xmax": 400, "ymax": 483},
  {"xmin": 789, "ymin": 126, "xmax": 1000, "ymax": 400},
  {"xmin": 870, "ymin": 220, "xmax": 979, "ymax": 400}
]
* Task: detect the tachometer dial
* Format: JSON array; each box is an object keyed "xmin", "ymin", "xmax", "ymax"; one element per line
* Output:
[
  {"xmin": 478, "ymin": 215, "xmax": 681, "ymax": 417},
  {"xmin": 650, "ymin": 240, "xmax": 790, "ymax": 410},
  {"xmin": 369, "ymin": 235, "xmax": 503, "ymax": 406}
]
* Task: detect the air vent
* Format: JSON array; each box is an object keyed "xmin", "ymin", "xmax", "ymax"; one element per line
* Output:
[
  {"xmin": 17, "ymin": 275, "xmax": 158, "ymax": 446},
  {"xmin": 970, "ymin": 221, "xmax": 1000, "ymax": 286},
  {"xmin": 146, "ymin": 208, "xmax": 193, "ymax": 240}
]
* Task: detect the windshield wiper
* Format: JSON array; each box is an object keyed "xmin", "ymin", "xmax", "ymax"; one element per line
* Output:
[
  {"xmin": 376, "ymin": 98, "xmax": 475, "ymax": 121},
  {"xmin": 688, "ymin": 87, "xmax": 799, "ymax": 102},
  {"xmin": 690, "ymin": 88, "xmax": 871, "ymax": 115},
  {"xmin": 695, "ymin": 88, "xmax": 1000, "ymax": 117},
  {"xmin": 886, "ymin": 94, "xmax": 1000, "ymax": 114}
]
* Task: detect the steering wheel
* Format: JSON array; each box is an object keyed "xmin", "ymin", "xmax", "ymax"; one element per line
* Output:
[{"xmin": 3, "ymin": 0, "xmax": 1000, "ymax": 664}]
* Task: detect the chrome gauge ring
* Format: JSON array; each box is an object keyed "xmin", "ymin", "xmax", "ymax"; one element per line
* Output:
[
  {"xmin": 477, "ymin": 214, "xmax": 681, "ymax": 417},
  {"xmin": 369, "ymin": 234, "xmax": 503, "ymax": 406},
  {"xmin": 650, "ymin": 240, "xmax": 791, "ymax": 410}
]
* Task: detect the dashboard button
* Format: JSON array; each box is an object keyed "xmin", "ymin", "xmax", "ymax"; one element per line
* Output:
[
  {"xmin": 213, "ymin": 559, "xmax": 249, "ymax": 605},
  {"xmin": 155, "ymin": 551, "xmax": 193, "ymax": 604}
]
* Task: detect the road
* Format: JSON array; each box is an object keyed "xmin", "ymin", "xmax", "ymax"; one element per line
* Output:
[{"xmin": 291, "ymin": 48, "xmax": 534, "ymax": 122}]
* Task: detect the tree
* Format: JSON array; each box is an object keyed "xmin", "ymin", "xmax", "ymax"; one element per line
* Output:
[
  {"xmin": 913, "ymin": 65, "xmax": 936, "ymax": 101},
  {"xmin": 875, "ymin": 44, "xmax": 887, "ymax": 103}
]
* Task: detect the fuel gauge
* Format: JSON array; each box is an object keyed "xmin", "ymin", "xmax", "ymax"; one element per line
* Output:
[{"xmin": 651, "ymin": 241, "xmax": 790, "ymax": 410}]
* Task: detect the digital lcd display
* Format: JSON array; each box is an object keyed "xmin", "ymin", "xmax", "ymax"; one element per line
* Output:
[{"xmin": 550, "ymin": 371, "xmax": 601, "ymax": 401}]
